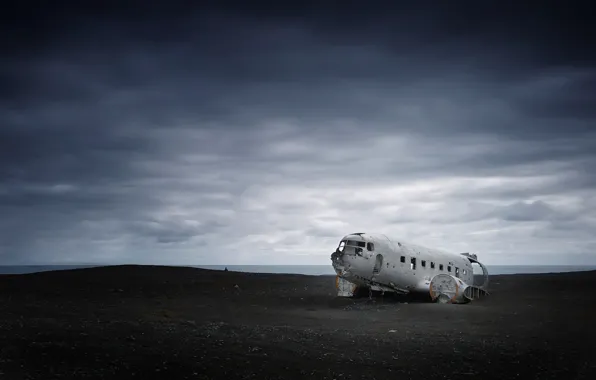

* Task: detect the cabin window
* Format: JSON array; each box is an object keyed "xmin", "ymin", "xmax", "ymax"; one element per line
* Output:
[
  {"xmin": 463, "ymin": 269, "xmax": 467, "ymax": 275},
  {"xmin": 430, "ymin": 262, "xmax": 435, "ymax": 269},
  {"xmin": 447, "ymin": 266, "xmax": 452, "ymax": 272},
  {"xmin": 455, "ymin": 267, "xmax": 460, "ymax": 277},
  {"xmin": 410, "ymin": 257, "xmax": 416, "ymax": 270},
  {"xmin": 439, "ymin": 264, "xmax": 444, "ymax": 270},
  {"xmin": 400, "ymin": 256, "xmax": 405, "ymax": 263},
  {"xmin": 367, "ymin": 242, "xmax": 374, "ymax": 251},
  {"xmin": 421, "ymin": 260, "xmax": 426, "ymax": 267}
]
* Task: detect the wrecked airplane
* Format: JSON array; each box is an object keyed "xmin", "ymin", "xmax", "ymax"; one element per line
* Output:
[{"xmin": 330, "ymin": 233, "xmax": 489, "ymax": 304}]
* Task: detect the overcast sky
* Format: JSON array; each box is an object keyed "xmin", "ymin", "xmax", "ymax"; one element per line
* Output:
[{"xmin": 1, "ymin": 1, "xmax": 595, "ymax": 266}]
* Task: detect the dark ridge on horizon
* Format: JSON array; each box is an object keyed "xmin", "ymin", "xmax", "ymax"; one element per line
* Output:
[
  {"xmin": 0, "ymin": 264, "xmax": 326, "ymax": 278},
  {"xmin": 3, "ymin": 263, "xmax": 596, "ymax": 278}
]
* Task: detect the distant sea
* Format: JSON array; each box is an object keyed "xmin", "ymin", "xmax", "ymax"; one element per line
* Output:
[{"xmin": 1, "ymin": 264, "xmax": 595, "ymax": 276}]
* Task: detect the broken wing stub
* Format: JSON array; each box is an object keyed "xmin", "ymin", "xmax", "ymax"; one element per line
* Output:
[
  {"xmin": 429, "ymin": 274, "xmax": 489, "ymax": 304},
  {"xmin": 429, "ymin": 274, "xmax": 470, "ymax": 304}
]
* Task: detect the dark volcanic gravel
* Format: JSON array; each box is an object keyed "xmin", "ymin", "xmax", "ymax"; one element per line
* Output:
[{"xmin": 1, "ymin": 265, "xmax": 595, "ymax": 379}]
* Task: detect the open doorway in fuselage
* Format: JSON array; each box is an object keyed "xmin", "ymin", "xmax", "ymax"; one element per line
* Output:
[{"xmin": 373, "ymin": 254, "xmax": 384, "ymax": 275}]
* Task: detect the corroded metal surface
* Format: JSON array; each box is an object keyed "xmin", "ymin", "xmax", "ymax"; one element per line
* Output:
[
  {"xmin": 335, "ymin": 276, "xmax": 358, "ymax": 297},
  {"xmin": 429, "ymin": 274, "xmax": 468, "ymax": 304}
]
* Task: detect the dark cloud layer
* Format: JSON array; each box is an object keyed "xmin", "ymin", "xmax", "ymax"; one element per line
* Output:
[{"xmin": 1, "ymin": 1, "xmax": 595, "ymax": 265}]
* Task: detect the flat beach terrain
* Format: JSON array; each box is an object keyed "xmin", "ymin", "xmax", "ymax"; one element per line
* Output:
[{"xmin": 1, "ymin": 266, "xmax": 595, "ymax": 379}]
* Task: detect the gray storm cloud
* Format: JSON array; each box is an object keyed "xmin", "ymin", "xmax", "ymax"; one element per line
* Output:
[{"xmin": 1, "ymin": 1, "xmax": 595, "ymax": 265}]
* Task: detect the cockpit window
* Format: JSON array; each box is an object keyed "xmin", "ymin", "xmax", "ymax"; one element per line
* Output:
[
  {"xmin": 366, "ymin": 242, "xmax": 374, "ymax": 251},
  {"xmin": 339, "ymin": 240, "xmax": 366, "ymax": 256},
  {"xmin": 346, "ymin": 240, "xmax": 365, "ymax": 247}
]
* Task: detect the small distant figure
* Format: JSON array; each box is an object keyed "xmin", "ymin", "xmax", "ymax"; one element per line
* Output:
[{"xmin": 224, "ymin": 267, "xmax": 228, "ymax": 272}]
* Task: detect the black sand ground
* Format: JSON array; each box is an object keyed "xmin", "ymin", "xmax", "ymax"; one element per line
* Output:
[{"xmin": 1, "ymin": 266, "xmax": 595, "ymax": 379}]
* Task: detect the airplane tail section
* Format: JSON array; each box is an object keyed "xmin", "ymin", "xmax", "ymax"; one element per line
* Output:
[{"xmin": 461, "ymin": 252, "xmax": 490, "ymax": 289}]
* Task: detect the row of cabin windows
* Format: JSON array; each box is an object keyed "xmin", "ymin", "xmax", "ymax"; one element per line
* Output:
[{"xmin": 398, "ymin": 256, "xmax": 467, "ymax": 276}]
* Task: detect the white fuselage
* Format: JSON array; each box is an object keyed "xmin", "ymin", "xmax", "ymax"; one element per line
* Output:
[{"xmin": 331, "ymin": 233, "xmax": 477, "ymax": 294}]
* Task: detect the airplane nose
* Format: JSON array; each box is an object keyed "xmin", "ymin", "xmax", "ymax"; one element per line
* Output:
[{"xmin": 331, "ymin": 248, "xmax": 343, "ymax": 264}]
